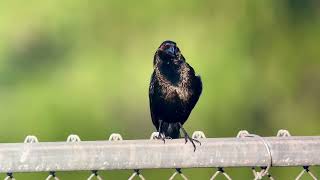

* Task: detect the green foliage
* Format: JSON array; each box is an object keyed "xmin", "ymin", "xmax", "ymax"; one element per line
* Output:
[{"xmin": 0, "ymin": 1, "xmax": 319, "ymax": 179}]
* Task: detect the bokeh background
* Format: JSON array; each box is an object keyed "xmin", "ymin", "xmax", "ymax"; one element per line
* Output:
[{"xmin": 0, "ymin": 0, "xmax": 319, "ymax": 179}]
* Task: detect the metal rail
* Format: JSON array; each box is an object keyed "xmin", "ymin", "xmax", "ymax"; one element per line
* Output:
[{"xmin": 0, "ymin": 136, "xmax": 319, "ymax": 173}]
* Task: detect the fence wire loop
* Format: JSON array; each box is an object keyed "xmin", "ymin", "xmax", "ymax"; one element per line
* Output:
[
  {"xmin": 66, "ymin": 134, "xmax": 81, "ymax": 142},
  {"xmin": 24, "ymin": 135, "xmax": 39, "ymax": 143},
  {"xmin": 295, "ymin": 166, "xmax": 318, "ymax": 180},
  {"xmin": 87, "ymin": 170, "xmax": 103, "ymax": 180},
  {"xmin": 210, "ymin": 167, "xmax": 232, "ymax": 180},
  {"xmin": 45, "ymin": 171, "xmax": 59, "ymax": 180},
  {"xmin": 4, "ymin": 173, "xmax": 15, "ymax": 180},
  {"xmin": 236, "ymin": 130, "xmax": 250, "ymax": 138},
  {"xmin": 236, "ymin": 130, "xmax": 272, "ymax": 180},
  {"xmin": 150, "ymin": 132, "xmax": 160, "ymax": 140},
  {"xmin": 128, "ymin": 169, "xmax": 146, "ymax": 180},
  {"xmin": 276, "ymin": 129, "xmax": 291, "ymax": 137},
  {"xmin": 108, "ymin": 133, "xmax": 123, "ymax": 141},
  {"xmin": 87, "ymin": 168, "xmax": 103, "ymax": 179},
  {"xmin": 192, "ymin": 131, "xmax": 206, "ymax": 139},
  {"xmin": 251, "ymin": 167, "xmax": 275, "ymax": 180},
  {"xmin": 169, "ymin": 168, "xmax": 188, "ymax": 180}
]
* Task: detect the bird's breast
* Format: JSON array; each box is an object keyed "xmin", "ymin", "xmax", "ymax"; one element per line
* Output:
[{"xmin": 161, "ymin": 84, "xmax": 192, "ymax": 103}]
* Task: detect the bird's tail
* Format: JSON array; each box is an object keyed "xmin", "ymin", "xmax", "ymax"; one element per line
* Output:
[{"xmin": 162, "ymin": 122, "xmax": 180, "ymax": 139}]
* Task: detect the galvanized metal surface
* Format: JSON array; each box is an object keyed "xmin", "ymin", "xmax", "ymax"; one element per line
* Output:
[{"xmin": 0, "ymin": 136, "xmax": 319, "ymax": 173}]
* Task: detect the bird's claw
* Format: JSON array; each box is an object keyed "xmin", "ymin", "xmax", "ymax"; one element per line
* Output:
[
  {"xmin": 184, "ymin": 134, "xmax": 201, "ymax": 152},
  {"xmin": 155, "ymin": 133, "xmax": 172, "ymax": 144},
  {"xmin": 154, "ymin": 133, "xmax": 164, "ymax": 142}
]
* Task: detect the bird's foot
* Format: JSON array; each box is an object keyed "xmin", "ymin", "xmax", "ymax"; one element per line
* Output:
[
  {"xmin": 155, "ymin": 133, "xmax": 172, "ymax": 144},
  {"xmin": 178, "ymin": 123, "xmax": 201, "ymax": 151},
  {"xmin": 154, "ymin": 133, "xmax": 164, "ymax": 141},
  {"xmin": 162, "ymin": 135, "xmax": 172, "ymax": 144},
  {"xmin": 184, "ymin": 133, "xmax": 201, "ymax": 152}
]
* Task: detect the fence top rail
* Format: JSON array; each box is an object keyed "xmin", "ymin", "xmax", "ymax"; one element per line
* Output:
[{"xmin": 0, "ymin": 135, "xmax": 319, "ymax": 173}]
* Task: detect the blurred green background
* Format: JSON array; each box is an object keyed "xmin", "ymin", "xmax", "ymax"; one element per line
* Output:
[{"xmin": 0, "ymin": 0, "xmax": 319, "ymax": 179}]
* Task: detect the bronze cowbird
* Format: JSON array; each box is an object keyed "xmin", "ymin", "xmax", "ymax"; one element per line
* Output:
[{"xmin": 149, "ymin": 40, "xmax": 202, "ymax": 151}]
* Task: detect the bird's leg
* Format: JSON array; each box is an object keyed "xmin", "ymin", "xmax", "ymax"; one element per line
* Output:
[
  {"xmin": 157, "ymin": 120, "xmax": 162, "ymax": 138},
  {"xmin": 155, "ymin": 120, "xmax": 166, "ymax": 144},
  {"xmin": 178, "ymin": 123, "xmax": 201, "ymax": 151}
]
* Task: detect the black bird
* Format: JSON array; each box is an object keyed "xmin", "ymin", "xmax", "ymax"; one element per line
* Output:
[{"xmin": 149, "ymin": 40, "xmax": 202, "ymax": 151}]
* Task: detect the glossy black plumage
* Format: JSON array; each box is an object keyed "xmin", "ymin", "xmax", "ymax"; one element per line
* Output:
[{"xmin": 149, "ymin": 40, "xmax": 202, "ymax": 150}]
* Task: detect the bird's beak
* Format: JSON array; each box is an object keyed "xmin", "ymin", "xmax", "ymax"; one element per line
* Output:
[{"xmin": 166, "ymin": 46, "xmax": 175, "ymax": 56}]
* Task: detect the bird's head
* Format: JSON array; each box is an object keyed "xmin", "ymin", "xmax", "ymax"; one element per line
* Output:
[{"xmin": 154, "ymin": 40, "xmax": 183, "ymax": 66}]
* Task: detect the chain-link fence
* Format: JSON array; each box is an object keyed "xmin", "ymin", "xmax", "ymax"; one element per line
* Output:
[{"xmin": 0, "ymin": 130, "xmax": 319, "ymax": 180}]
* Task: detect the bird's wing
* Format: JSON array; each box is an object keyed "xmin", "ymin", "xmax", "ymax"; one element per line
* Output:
[
  {"xmin": 187, "ymin": 62, "xmax": 203, "ymax": 104},
  {"xmin": 180, "ymin": 65, "xmax": 203, "ymax": 125},
  {"xmin": 149, "ymin": 72, "xmax": 160, "ymax": 129},
  {"xmin": 194, "ymin": 75, "xmax": 203, "ymax": 98}
]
